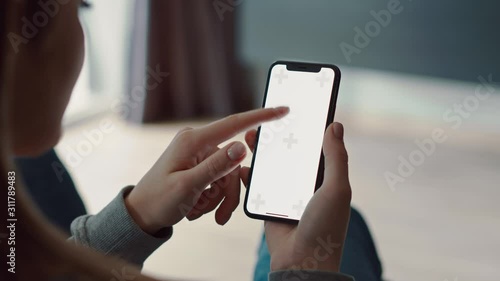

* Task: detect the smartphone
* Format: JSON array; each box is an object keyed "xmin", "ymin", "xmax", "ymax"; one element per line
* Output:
[{"xmin": 244, "ymin": 61, "xmax": 341, "ymax": 223}]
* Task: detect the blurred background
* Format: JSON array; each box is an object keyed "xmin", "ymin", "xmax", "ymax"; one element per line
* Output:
[{"xmin": 48, "ymin": 0, "xmax": 500, "ymax": 280}]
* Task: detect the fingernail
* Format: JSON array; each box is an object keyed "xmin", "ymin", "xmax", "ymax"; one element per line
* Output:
[
  {"xmin": 274, "ymin": 106, "xmax": 290, "ymax": 115},
  {"xmin": 333, "ymin": 123, "xmax": 344, "ymax": 140},
  {"xmin": 227, "ymin": 142, "xmax": 246, "ymax": 161}
]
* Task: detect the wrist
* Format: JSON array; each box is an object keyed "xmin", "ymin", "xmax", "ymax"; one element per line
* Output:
[
  {"xmin": 270, "ymin": 250, "xmax": 341, "ymax": 273},
  {"xmin": 124, "ymin": 187, "xmax": 163, "ymax": 235}
]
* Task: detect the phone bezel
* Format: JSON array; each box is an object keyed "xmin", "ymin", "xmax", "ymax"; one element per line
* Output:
[{"xmin": 243, "ymin": 60, "xmax": 342, "ymax": 224}]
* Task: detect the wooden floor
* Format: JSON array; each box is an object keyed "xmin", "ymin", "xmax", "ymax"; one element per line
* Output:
[{"xmin": 57, "ymin": 71, "xmax": 500, "ymax": 281}]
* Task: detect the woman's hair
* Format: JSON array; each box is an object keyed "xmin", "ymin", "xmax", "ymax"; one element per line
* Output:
[{"xmin": 0, "ymin": 2, "xmax": 158, "ymax": 280}]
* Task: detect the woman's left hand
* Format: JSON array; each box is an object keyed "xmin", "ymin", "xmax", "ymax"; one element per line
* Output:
[{"xmin": 240, "ymin": 122, "xmax": 352, "ymax": 273}]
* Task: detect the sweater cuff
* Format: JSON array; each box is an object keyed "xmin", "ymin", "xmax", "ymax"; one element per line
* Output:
[
  {"xmin": 70, "ymin": 186, "xmax": 172, "ymax": 267},
  {"xmin": 269, "ymin": 270, "xmax": 354, "ymax": 281}
]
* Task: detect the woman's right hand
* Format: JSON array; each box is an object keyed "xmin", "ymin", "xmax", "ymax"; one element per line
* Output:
[{"xmin": 124, "ymin": 107, "xmax": 290, "ymax": 235}]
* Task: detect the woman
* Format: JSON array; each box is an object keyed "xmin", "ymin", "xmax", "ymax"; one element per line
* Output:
[{"xmin": 1, "ymin": 1, "xmax": 359, "ymax": 280}]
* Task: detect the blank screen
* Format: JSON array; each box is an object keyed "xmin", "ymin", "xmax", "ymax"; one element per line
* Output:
[{"xmin": 246, "ymin": 64, "xmax": 336, "ymax": 220}]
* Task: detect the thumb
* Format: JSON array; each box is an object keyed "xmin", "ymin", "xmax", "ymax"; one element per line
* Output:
[
  {"xmin": 188, "ymin": 141, "xmax": 247, "ymax": 191},
  {"xmin": 322, "ymin": 122, "xmax": 350, "ymax": 192}
]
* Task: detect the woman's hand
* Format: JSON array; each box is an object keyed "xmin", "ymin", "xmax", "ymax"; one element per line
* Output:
[
  {"xmin": 125, "ymin": 107, "xmax": 290, "ymax": 235},
  {"xmin": 240, "ymin": 122, "xmax": 351, "ymax": 273}
]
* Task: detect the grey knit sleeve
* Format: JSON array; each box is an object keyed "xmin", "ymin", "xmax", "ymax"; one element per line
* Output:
[{"xmin": 69, "ymin": 186, "xmax": 172, "ymax": 268}]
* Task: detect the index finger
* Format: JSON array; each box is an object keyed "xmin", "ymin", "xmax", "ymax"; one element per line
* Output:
[{"xmin": 194, "ymin": 106, "xmax": 289, "ymax": 145}]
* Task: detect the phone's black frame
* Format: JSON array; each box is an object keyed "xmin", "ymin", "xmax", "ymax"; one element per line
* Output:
[{"xmin": 243, "ymin": 60, "xmax": 342, "ymax": 224}]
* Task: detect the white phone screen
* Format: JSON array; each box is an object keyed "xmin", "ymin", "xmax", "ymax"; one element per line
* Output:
[{"xmin": 245, "ymin": 63, "xmax": 336, "ymax": 221}]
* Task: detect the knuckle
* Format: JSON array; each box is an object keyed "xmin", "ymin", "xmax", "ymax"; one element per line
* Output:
[
  {"xmin": 172, "ymin": 176, "xmax": 190, "ymax": 194},
  {"xmin": 339, "ymin": 149, "xmax": 349, "ymax": 164},
  {"xmin": 225, "ymin": 114, "xmax": 240, "ymax": 132},
  {"xmin": 180, "ymin": 126, "xmax": 193, "ymax": 133},
  {"xmin": 326, "ymin": 141, "xmax": 349, "ymax": 164},
  {"xmin": 226, "ymin": 114, "xmax": 238, "ymax": 122},
  {"xmin": 338, "ymin": 182, "xmax": 352, "ymax": 202},
  {"xmin": 207, "ymin": 185, "xmax": 221, "ymax": 198},
  {"xmin": 175, "ymin": 128, "xmax": 196, "ymax": 145},
  {"xmin": 216, "ymin": 176, "xmax": 230, "ymax": 189},
  {"xmin": 321, "ymin": 177, "xmax": 351, "ymax": 203},
  {"xmin": 175, "ymin": 127, "xmax": 193, "ymax": 137},
  {"xmin": 206, "ymin": 158, "xmax": 223, "ymax": 181}
]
